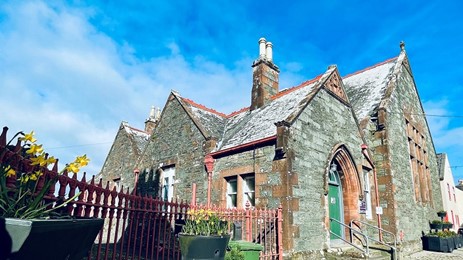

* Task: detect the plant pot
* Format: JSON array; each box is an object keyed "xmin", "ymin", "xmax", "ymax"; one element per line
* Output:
[
  {"xmin": 443, "ymin": 223, "xmax": 454, "ymax": 230},
  {"xmin": 422, "ymin": 236, "xmax": 453, "ymax": 253},
  {"xmin": 429, "ymin": 223, "xmax": 442, "ymax": 230},
  {"xmin": 1, "ymin": 217, "xmax": 103, "ymax": 260},
  {"xmin": 437, "ymin": 212, "xmax": 447, "ymax": 218},
  {"xmin": 178, "ymin": 234, "xmax": 230, "ymax": 260}
]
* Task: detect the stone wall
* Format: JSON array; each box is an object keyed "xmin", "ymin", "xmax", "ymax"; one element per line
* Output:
[
  {"xmin": 289, "ymin": 88, "xmax": 365, "ymax": 253},
  {"xmin": 365, "ymin": 62, "xmax": 442, "ymax": 244},
  {"xmin": 138, "ymin": 96, "xmax": 208, "ymax": 203},
  {"xmin": 99, "ymin": 124, "xmax": 141, "ymax": 192}
]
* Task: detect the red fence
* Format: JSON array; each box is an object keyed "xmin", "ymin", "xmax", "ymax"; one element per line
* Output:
[{"xmin": 0, "ymin": 127, "xmax": 282, "ymax": 259}]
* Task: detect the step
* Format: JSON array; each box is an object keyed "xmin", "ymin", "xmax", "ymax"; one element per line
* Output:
[{"xmin": 326, "ymin": 242, "xmax": 393, "ymax": 259}]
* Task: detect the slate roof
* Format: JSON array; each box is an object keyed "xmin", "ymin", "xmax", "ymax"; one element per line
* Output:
[
  {"xmin": 173, "ymin": 53, "xmax": 405, "ymax": 152},
  {"xmin": 343, "ymin": 58, "xmax": 397, "ymax": 121},
  {"xmin": 121, "ymin": 122, "xmax": 150, "ymax": 153}
]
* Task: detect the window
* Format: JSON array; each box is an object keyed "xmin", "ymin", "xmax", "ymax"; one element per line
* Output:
[
  {"xmin": 406, "ymin": 119, "xmax": 432, "ymax": 204},
  {"xmin": 448, "ymin": 183, "xmax": 452, "ymax": 201},
  {"xmin": 112, "ymin": 177, "xmax": 121, "ymax": 192},
  {"xmin": 226, "ymin": 177, "xmax": 237, "ymax": 208},
  {"xmin": 243, "ymin": 176, "xmax": 255, "ymax": 208},
  {"xmin": 453, "ymin": 187, "xmax": 457, "ymax": 202},
  {"xmin": 161, "ymin": 166, "xmax": 175, "ymax": 202},
  {"xmin": 225, "ymin": 174, "xmax": 255, "ymax": 209}
]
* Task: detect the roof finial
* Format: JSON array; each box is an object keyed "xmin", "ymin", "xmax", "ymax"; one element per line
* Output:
[{"xmin": 400, "ymin": 41, "xmax": 405, "ymax": 51}]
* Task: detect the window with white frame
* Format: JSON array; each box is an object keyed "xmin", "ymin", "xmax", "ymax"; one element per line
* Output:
[
  {"xmin": 226, "ymin": 177, "xmax": 238, "ymax": 208},
  {"xmin": 161, "ymin": 166, "xmax": 175, "ymax": 202},
  {"xmin": 225, "ymin": 173, "xmax": 255, "ymax": 209},
  {"xmin": 243, "ymin": 175, "xmax": 255, "ymax": 208}
]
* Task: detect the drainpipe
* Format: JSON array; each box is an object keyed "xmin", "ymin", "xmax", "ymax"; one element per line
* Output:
[
  {"xmin": 361, "ymin": 144, "xmax": 383, "ymax": 242},
  {"xmin": 204, "ymin": 155, "xmax": 214, "ymax": 207}
]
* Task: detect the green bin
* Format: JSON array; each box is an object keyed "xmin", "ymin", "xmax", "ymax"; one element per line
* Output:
[{"xmin": 228, "ymin": 240, "xmax": 263, "ymax": 260}]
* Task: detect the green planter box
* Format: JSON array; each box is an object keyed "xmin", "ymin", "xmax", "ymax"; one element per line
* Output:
[
  {"xmin": 179, "ymin": 234, "xmax": 230, "ymax": 260},
  {"xmin": 1, "ymin": 217, "xmax": 103, "ymax": 260},
  {"xmin": 228, "ymin": 240, "xmax": 264, "ymax": 260}
]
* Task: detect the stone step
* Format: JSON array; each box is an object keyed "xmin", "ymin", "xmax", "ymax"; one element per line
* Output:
[{"xmin": 326, "ymin": 242, "xmax": 394, "ymax": 259}]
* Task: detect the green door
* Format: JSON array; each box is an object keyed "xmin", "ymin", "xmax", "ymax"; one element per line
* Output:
[{"xmin": 328, "ymin": 166, "xmax": 343, "ymax": 240}]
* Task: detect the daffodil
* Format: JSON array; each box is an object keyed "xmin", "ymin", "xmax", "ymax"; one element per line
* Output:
[
  {"xmin": 30, "ymin": 153, "xmax": 47, "ymax": 166},
  {"xmin": 45, "ymin": 156, "xmax": 57, "ymax": 166},
  {"xmin": 65, "ymin": 163, "xmax": 80, "ymax": 173},
  {"xmin": 5, "ymin": 165, "xmax": 16, "ymax": 177},
  {"xmin": 75, "ymin": 154, "xmax": 90, "ymax": 167},
  {"xmin": 26, "ymin": 144, "xmax": 44, "ymax": 155},
  {"xmin": 19, "ymin": 131, "xmax": 37, "ymax": 143}
]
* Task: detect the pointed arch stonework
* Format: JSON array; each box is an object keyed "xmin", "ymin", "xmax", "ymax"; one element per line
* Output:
[{"xmin": 325, "ymin": 144, "xmax": 362, "ymax": 239}]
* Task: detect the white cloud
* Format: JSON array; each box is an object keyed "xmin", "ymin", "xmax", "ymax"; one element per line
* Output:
[{"xmin": 0, "ymin": 1, "xmax": 255, "ymax": 176}]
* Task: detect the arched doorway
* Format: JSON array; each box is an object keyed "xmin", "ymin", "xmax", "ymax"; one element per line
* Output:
[
  {"xmin": 328, "ymin": 162, "xmax": 344, "ymax": 240},
  {"xmin": 327, "ymin": 145, "xmax": 362, "ymax": 241}
]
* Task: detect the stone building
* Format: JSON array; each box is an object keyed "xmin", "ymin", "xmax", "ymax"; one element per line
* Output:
[
  {"xmin": 437, "ymin": 153, "xmax": 462, "ymax": 230},
  {"xmin": 100, "ymin": 38, "xmax": 442, "ymax": 257}
]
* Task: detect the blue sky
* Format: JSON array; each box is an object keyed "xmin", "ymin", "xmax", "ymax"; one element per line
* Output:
[{"xmin": 1, "ymin": 1, "xmax": 463, "ymax": 183}]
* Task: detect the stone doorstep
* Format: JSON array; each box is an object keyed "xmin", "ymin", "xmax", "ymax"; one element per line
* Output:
[{"xmin": 326, "ymin": 242, "xmax": 393, "ymax": 259}]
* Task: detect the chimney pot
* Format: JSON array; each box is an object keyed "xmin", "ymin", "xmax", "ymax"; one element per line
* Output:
[
  {"xmin": 259, "ymin": 38, "xmax": 266, "ymax": 58},
  {"xmin": 266, "ymin": 42, "xmax": 273, "ymax": 62}
]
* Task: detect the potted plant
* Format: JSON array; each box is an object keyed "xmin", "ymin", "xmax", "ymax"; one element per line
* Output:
[
  {"xmin": 422, "ymin": 230, "xmax": 456, "ymax": 252},
  {"xmin": 179, "ymin": 208, "xmax": 231, "ymax": 260},
  {"xmin": 443, "ymin": 221, "xmax": 454, "ymax": 230},
  {"xmin": 437, "ymin": 210, "xmax": 447, "ymax": 218},
  {"xmin": 0, "ymin": 128, "xmax": 103, "ymax": 260},
  {"xmin": 430, "ymin": 220, "xmax": 443, "ymax": 230}
]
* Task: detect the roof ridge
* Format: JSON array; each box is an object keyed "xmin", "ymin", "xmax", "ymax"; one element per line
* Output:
[
  {"xmin": 124, "ymin": 124, "xmax": 149, "ymax": 135},
  {"xmin": 183, "ymin": 98, "xmax": 227, "ymax": 118},
  {"xmin": 227, "ymin": 107, "xmax": 249, "ymax": 118},
  {"xmin": 343, "ymin": 56, "xmax": 398, "ymax": 79},
  {"xmin": 271, "ymin": 74, "xmax": 323, "ymax": 100}
]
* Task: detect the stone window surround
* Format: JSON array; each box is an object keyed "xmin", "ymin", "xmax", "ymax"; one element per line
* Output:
[
  {"xmin": 405, "ymin": 118, "xmax": 432, "ymax": 204},
  {"xmin": 225, "ymin": 173, "xmax": 255, "ymax": 209}
]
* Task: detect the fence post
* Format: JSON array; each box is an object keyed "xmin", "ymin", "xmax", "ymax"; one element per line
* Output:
[
  {"xmin": 191, "ymin": 183, "xmax": 196, "ymax": 206},
  {"xmin": 245, "ymin": 202, "xmax": 251, "ymax": 241},
  {"xmin": 278, "ymin": 205, "xmax": 283, "ymax": 260}
]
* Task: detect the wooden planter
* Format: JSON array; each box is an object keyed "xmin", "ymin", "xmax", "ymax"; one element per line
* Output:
[{"xmin": 2, "ymin": 218, "xmax": 103, "ymax": 260}]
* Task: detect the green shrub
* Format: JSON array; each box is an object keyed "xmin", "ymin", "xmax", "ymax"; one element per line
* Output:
[{"xmin": 225, "ymin": 246, "xmax": 245, "ymax": 260}]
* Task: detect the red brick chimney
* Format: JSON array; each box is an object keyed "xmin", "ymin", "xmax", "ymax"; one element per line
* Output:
[{"xmin": 250, "ymin": 38, "xmax": 280, "ymax": 110}]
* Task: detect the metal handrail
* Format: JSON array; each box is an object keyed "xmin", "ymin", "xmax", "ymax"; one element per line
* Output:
[
  {"xmin": 329, "ymin": 218, "xmax": 369, "ymax": 256},
  {"xmin": 350, "ymin": 219, "xmax": 397, "ymax": 260}
]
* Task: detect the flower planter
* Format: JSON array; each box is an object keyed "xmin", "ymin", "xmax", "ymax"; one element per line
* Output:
[
  {"xmin": 437, "ymin": 211, "xmax": 447, "ymax": 218},
  {"xmin": 429, "ymin": 223, "xmax": 442, "ymax": 230},
  {"xmin": 422, "ymin": 236, "xmax": 454, "ymax": 253},
  {"xmin": 2, "ymin": 217, "xmax": 103, "ymax": 260},
  {"xmin": 443, "ymin": 223, "xmax": 454, "ymax": 230},
  {"xmin": 178, "ymin": 234, "xmax": 230, "ymax": 260}
]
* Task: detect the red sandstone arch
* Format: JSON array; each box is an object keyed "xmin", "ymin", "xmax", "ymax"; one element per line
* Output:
[{"xmin": 325, "ymin": 144, "xmax": 362, "ymax": 234}]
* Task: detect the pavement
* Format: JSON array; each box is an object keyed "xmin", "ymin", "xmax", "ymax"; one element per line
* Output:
[{"xmin": 403, "ymin": 248, "xmax": 463, "ymax": 259}]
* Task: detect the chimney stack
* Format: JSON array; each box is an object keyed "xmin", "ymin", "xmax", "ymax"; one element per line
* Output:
[
  {"xmin": 144, "ymin": 106, "xmax": 160, "ymax": 134},
  {"xmin": 251, "ymin": 37, "xmax": 279, "ymax": 111}
]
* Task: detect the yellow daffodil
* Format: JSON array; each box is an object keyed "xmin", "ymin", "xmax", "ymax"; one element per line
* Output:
[
  {"xmin": 75, "ymin": 154, "xmax": 90, "ymax": 167},
  {"xmin": 20, "ymin": 174, "xmax": 30, "ymax": 184},
  {"xmin": 26, "ymin": 144, "xmax": 44, "ymax": 155},
  {"xmin": 65, "ymin": 163, "xmax": 80, "ymax": 174},
  {"xmin": 5, "ymin": 166, "xmax": 16, "ymax": 177},
  {"xmin": 30, "ymin": 154, "xmax": 47, "ymax": 166},
  {"xmin": 19, "ymin": 131, "xmax": 37, "ymax": 143},
  {"xmin": 45, "ymin": 156, "xmax": 57, "ymax": 166},
  {"xmin": 29, "ymin": 171, "xmax": 42, "ymax": 181}
]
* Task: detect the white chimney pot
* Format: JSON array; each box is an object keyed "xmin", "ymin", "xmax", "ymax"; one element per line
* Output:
[
  {"xmin": 259, "ymin": 38, "xmax": 266, "ymax": 58},
  {"xmin": 266, "ymin": 42, "xmax": 273, "ymax": 62}
]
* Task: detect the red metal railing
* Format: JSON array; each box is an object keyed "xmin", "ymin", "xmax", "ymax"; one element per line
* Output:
[{"xmin": 0, "ymin": 126, "xmax": 283, "ymax": 259}]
